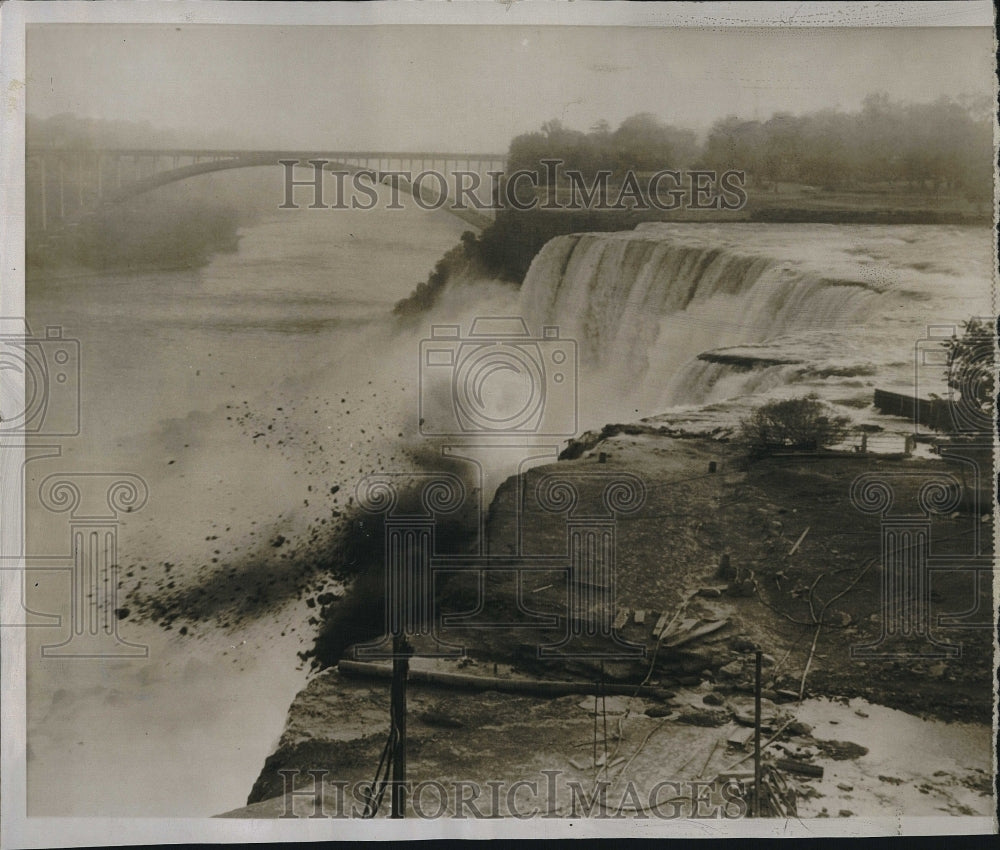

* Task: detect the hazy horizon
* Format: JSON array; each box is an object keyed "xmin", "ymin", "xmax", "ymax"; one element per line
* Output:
[{"xmin": 27, "ymin": 24, "xmax": 994, "ymax": 151}]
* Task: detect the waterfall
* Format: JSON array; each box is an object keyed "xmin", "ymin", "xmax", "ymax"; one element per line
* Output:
[{"xmin": 518, "ymin": 225, "xmax": 884, "ymax": 420}]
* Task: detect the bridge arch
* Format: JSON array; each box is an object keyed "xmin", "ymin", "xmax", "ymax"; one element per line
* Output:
[{"xmin": 26, "ymin": 148, "xmax": 507, "ymax": 232}]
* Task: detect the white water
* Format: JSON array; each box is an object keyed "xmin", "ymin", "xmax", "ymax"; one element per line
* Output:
[
  {"xmin": 520, "ymin": 223, "xmax": 993, "ymax": 431},
  {"xmin": 23, "ymin": 209, "xmax": 993, "ymax": 816}
]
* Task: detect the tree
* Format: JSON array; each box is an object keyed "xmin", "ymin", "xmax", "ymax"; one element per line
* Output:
[
  {"xmin": 703, "ymin": 117, "xmax": 767, "ymax": 184},
  {"xmin": 760, "ymin": 112, "xmax": 804, "ymax": 185},
  {"xmin": 739, "ymin": 395, "xmax": 851, "ymax": 454},
  {"xmin": 942, "ymin": 317, "xmax": 996, "ymax": 431},
  {"xmin": 507, "ymin": 130, "xmax": 550, "ymax": 174},
  {"xmin": 612, "ymin": 113, "xmax": 674, "ymax": 171},
  {"xmin": 797, "ymin": 108, "xmax": 855, "ymax": 188}
]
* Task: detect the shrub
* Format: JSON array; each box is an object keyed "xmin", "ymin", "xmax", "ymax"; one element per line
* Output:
[{"xmin": 739, "ymin": 394, "xmax": 851, "ymax": 454}]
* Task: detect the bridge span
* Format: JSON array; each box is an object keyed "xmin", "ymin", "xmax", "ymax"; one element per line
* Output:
[{"xmin": 25, "ymin": 147, "xmax": 509, "ymax": 231}]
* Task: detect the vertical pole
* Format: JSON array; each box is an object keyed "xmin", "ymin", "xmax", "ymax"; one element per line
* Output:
[
  {"xmin": 601, "ymin": 662, "xmax": 608, "ymax": 769},
  {"xmin": 592, "ymin": 691, "xmax": 598, "ymax": 767},
  {"xmin": 390, "ymin": 634, "xmax": 409, "ymax": 819},
  {"xmin": 40, "ymin": 157, "xmax": 47, "ymax": 231},
  {"xmin": 753, "ymin": 650, "xmax": 762, "ymax": 817}
]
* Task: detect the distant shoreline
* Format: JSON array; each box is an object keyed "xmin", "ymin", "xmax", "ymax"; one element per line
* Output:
[
  {"xmin": 25, "ymin": 197, "xmax": 244, "ymax": 279},
  {"xmin": 25, "ymin": 253, "xmax": 226, "ymax": 282}
]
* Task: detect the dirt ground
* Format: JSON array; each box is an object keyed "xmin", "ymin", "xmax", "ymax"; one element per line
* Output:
[{"xmin": 440, "ymin": 434, "xmax": 993, "ymax": 724}]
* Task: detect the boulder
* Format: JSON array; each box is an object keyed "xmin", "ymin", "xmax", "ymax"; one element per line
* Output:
[
  {"xmin": 731, "ymin": 635, "xmax": 758, "ymax": 653},
  {"xmin": 676, "ymin": 708, "xmax": 729, "ymax": 727},
  {"xmin": 718, "ymin": 660, "xmax": 746, "ymax": 679},
  {"xmin": 816, "ymin": 739, "xmax": 869, "ymax": 760}
]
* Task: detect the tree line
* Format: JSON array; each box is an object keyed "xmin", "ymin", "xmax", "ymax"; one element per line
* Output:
[{"xmin": 507, "ymin": 93, "xmax": 992, "ymax": 197}]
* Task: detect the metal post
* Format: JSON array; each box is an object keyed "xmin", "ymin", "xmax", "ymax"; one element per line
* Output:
[
  {"xmin": 753, "ymin": 650, "xmax": 762, "ymax": 817},
  {"xmin": 390, "ymin": 634, "xmax": 410, "ymax": 819}
]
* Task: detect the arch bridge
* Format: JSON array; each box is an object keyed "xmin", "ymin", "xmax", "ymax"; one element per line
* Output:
[{"xmin": 25, "ymin": 147, "xmax": 509, "ymax": 232}]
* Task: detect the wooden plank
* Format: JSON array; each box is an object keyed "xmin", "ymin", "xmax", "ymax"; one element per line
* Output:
[
  {"xmin": 662, "ymin": 617, "xmax": 699, "ymax": 640},
  {"xmin": 727, "ymin": 729, "xmax": 754, "ymax": 749},
  {"xmin": 775, "ymin": 758, "xmax": 824, "ymax": 779},
  {"xmin": 788, "ymin": 526, "xmax": 810, "ymax": 556},
  {"xmin": 653, "ymin": 611, "xmax": 670, "ymax": 637},
  {"xmin": 664, "ymin": 618, "xmax": 729, "ymax": 648},
  {"xmin": 714, "ymin": 770, "xmax": 754, "ymax": 784}
]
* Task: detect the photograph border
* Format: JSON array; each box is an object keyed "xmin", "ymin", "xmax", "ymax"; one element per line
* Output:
[{"xmin": 1, "ymin": 1, "xmax": 996, "ymax": 846}]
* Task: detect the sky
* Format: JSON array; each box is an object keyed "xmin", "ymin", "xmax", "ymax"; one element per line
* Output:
[{"xmin": 26, "ymin": 24, "xmax": 995, "ymax": 151}]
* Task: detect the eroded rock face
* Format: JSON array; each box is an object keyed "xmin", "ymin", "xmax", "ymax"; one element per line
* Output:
[
  {"xmin": 244, "ymin": 434, "xmax": 994, "ymax": 818},
  {"xmin": 301, "ymin": 434, "xmax": 993, "ymax": 726},
  {"xmin": 244, "ymin": 668, "xmax": 679, "ymax": 813}
]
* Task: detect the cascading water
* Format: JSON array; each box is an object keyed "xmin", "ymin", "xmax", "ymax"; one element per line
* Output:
[{"xmin": 517, "ymin": 223, "xmax": 992, "ymax": 431}]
